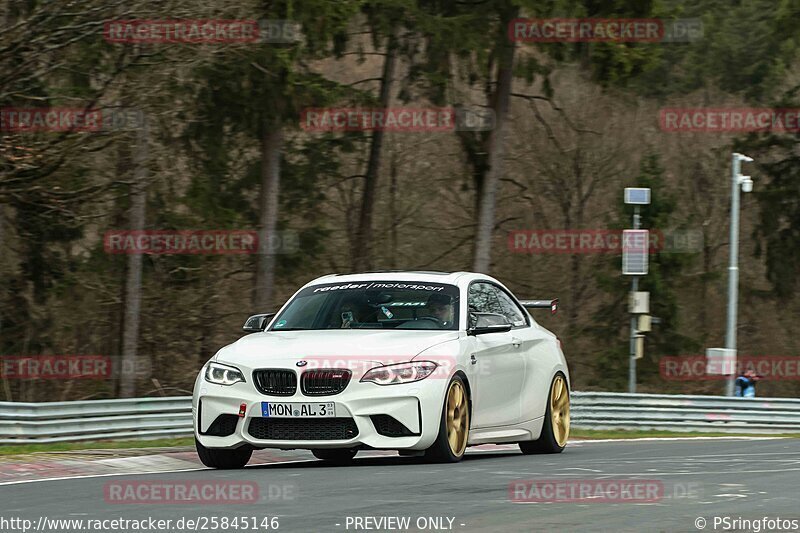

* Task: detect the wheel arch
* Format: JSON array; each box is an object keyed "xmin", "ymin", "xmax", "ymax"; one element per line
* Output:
[{"xmin": 453, "ymin": 370, "xmax": 473, "ymax": 419}]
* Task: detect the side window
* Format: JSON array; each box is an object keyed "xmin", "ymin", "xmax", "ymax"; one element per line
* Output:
[
  {"xmin": 468, "ymin": 283, "xmax": 504, "ymax": 313},
  {"xmin": 491, "ymin": 286, "xmax": 527, "ymax": 327},
  {"xmin": 468, "ymin": 282, "xmax": 506, "ymax": 327}
]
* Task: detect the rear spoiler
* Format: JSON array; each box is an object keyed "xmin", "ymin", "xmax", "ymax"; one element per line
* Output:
[{"xmin": 519, "ymin": 299, "xmax": 559, "ymax": 315}]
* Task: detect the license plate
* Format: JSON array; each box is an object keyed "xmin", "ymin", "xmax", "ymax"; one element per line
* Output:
[{"xmin": 261, "ymin": 402, "xmax": 335, "ymax": 418}]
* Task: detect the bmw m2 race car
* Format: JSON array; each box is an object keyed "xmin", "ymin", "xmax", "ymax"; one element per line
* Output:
[{"xmin": 192, "ymin": 271, "xmax": 570, "ymax": 467}]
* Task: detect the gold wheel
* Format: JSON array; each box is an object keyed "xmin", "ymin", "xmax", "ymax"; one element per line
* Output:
[
  {"xmin": 550, "ymin": 374, "xmax": 570, "ymax": 447},
  {"xmin": 445, "ymin": 379, "xmax": 469, "ymax": 457}
]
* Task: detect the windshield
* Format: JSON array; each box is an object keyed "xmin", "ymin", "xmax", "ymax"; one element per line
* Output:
[{"xmin": 269, "ymin": 281, "xmax": 460, "ymax": 331}]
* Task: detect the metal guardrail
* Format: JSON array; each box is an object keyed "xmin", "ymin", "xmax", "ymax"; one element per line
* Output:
[
  {"xmin": 0, "ymin": 397, "xmax": 193, "ymax": 444},
  {"xmin": 571, "ymin": 392, "xmax": 800, "ymax": 434},
  {"xmin": 1, "ymin": 391, "xmax": 799, "ymax": 444}
]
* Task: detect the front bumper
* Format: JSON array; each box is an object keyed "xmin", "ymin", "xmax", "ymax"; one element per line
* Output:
[{"xmin": 193, "ymin": 374, "xmax": 447, "ymax": 451}]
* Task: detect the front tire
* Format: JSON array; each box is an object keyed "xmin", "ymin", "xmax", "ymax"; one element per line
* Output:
[
  {"xmin": 312, "ymin": 448, "xmax": 357, "ymax": 464},
  {"xmin": 520, "ymin": 373, "xmax": 570, "ymax": 454},
  {"xmin": 425, "ymin": 375, "xmax": 470, "ymax": 463},
  {"xmin": 195, "ymin": 438, "xmax": 253, "ymax": 469}
]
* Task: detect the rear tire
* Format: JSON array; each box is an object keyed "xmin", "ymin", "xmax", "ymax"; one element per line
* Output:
[
  {"xmin": 195, "ymin": 438, "xmax": 253, "ymax": 469},
  {"xmin": 311, "ymin": 448, "xmax": 357, "ymax": 464},
  {"xmin": 424, "ymin": 375, "xmax": 470, "ymax": 463},
  {"xmin": 520, "ymin": 373, "xmax": 569, "ymax": 455}
]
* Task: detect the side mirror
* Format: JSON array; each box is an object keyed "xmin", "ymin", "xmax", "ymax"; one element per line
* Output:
[
  {"xmin": 243, "ymin": 313, "xmax": 276, "ymax": 333},
  {"xmin": 467, "ymin": 312, "xmax": 512, "ymax": 335},
  {"xmin": 468, "ymin": 323, "xmax": 513, "ymax": 336}
]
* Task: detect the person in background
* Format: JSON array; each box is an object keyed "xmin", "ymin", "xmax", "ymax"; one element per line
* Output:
[{"xmin": 734, "ymin": 369, "xmax": 761, "ymax": 397}]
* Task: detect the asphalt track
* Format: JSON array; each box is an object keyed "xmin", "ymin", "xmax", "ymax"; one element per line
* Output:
[{"xmin": 1, "ymin": 438, "xmax": 799, "ymax": 533}]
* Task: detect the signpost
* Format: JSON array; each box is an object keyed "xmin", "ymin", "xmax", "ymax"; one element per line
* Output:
[
  {"xmin": 624, "ymin": 187, "xmax": 651, "ymax": 205},
  {"xmin": 623, "ymin": 188, "xmax": 651, "ymax": 393},
  {"xmin": 622, "ymin": 230, "xmax": 649, "ymax": 275},
  {"xmin": 706, "ymin": 348, "xmax": 737, "ymax": 376}
]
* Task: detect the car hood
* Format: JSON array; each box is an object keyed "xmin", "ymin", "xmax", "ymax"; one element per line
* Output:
[{"xmin": 216, "ymin": 329, "xmax": 461, "ymax": 368}]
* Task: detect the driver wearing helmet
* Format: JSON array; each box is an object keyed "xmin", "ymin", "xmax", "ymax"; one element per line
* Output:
[{"xmin": 423, "ymin": 293, "xmax": 454, "ymax": 328}]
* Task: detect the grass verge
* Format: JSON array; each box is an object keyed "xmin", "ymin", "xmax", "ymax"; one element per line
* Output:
[
  {"xmin": 0, "ymin": 437, "xmax": 195, "ymax": 456},
  {"xmin": 570, "ymin": 428, "xmax": 800, "ymax": 439}
]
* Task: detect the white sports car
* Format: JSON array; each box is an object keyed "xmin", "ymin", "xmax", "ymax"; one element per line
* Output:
[{"xmin": 192, "ymin": 271, "xmax": 570, "ymax": 467}]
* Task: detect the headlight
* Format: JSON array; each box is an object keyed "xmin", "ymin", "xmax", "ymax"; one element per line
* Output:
[
  {"xmin": 360, "ymin": 361, "xmax": 438, "ymax": 385},
  {"xmin": 204, "ymin": 362, "xmax": 245, "ymax": 386}
]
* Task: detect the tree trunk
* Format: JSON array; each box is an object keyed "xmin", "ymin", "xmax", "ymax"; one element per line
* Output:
[
  {"xmin": 701, "ymin": 234, "xmax": 711, "ymax": 335},
  {"xmin": 254, "ymin": 121, "xmax": 283, "ymax": 310},
  {"xmin": 0, "ymin": 0, "xmax": 9, "ymax": 401},
  {"xmin": 0, "ymin": 204, "xmax": 9, "ymax": 400},
  {"xmin": 119, "ymin": 122, "xmax": 148, "ymax": 398},
  {"xmin": 198, "ymin": 297, "xmax": 214, "ymax": 368},
  {"xmin": 352, "ymin": 31, "xmax": 398, "ymax": 271},
  {"xmin": 472, "ymin": 10, "xmax": 516, "ymax": 273},
  {"xmin": 388, "ymin": 151, "xmax": 398, "ymax": 269},
  {"xmin": 569, "ymin": 213, "xmax": 581, "ymax": 333}
]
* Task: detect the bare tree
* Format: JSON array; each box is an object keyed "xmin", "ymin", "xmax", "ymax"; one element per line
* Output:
[
  {"xmin": 472, "ymin": 7, "xmax": 517, "ymax": 273},
  {"xmin": 254, "ymin": 121, "xmax": 283, "ymax": 310},
  {"xmin": 120, "ymin": 121, "xmax": 148, "ymax": 398},
  {"xmin": 352, "ymin": 29, "xmax": 398, "ymax": 271}
]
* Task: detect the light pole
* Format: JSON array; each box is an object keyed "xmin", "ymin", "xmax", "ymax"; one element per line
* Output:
[{"xmin": 725, "ymin": 153, "xmax": 754, "ymax": 396}]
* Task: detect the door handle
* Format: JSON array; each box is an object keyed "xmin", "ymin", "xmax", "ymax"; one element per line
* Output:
[
  {"xmin": 470, "ymin": 354, "xmax": 477, "ymax": 365},
  {"xmin": 511, "ymin": 337, "xmax": 521, "ymax": 348}
]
